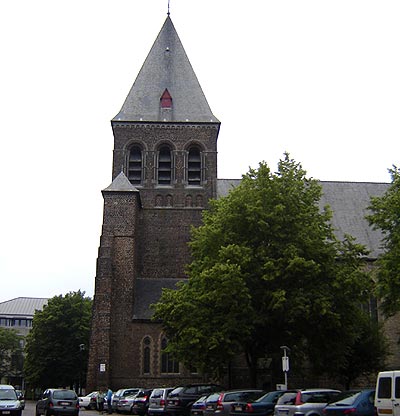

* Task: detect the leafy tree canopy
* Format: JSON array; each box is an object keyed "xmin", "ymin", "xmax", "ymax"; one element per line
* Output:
[
  {"xmin": 367, "ymin": 166, "xmax": 400, "ymax": 316},
  {"xmin": 0, "ymin": 327, "xmax": 21, "ymax": 380},
  {"xmin": 24, "ymin": 290, "xmax": 92, "ymax": 389},
  {"xmin": 153, "ymin": 154, "xmax": 379, "ymax": 384}
]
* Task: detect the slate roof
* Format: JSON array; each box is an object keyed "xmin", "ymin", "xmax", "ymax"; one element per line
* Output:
[
  {"xmin": 217, "ymin": 179, "xmax": 389, "ymax": 259},
  {"xmin": 0, "ymin": 297, "xmax": 48, "ymax": 317},
  {"xmin": 133, "ymin": 278, "xmax": 184, "ymax": 320},
  {"xmin": 103, "ymin": 171, "xmax": 140, "ymax": 192},
  {"xmin": 113, "ymin": 16, "xmax": 219, "ymax": 123}
]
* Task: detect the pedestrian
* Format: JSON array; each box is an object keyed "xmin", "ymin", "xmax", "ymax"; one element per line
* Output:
[
  {"xmin": 106, "ymin": 388, "xmax": 113, "ymax": 414},
  {"xmin": 97, "ymin": 390, "xmax": 105, "ymax": 413}
]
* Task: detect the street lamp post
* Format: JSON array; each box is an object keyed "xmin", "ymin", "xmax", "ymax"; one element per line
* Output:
[{"xmin": 280, "ymin": 346, "xmax": 290, "ymax": 390}]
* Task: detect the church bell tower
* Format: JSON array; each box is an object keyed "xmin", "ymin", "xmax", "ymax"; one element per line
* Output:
[{"xmin": 87, "ymin": 15, "xmax": 220, "ymax": 390}]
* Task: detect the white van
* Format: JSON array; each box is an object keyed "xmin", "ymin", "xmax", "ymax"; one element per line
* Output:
[{"xmin": 375, "ymin": 371, "xmax": 400, "ymax": 416}]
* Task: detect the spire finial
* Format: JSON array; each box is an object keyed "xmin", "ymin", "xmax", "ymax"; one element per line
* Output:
[{"xmin": 167, "ymin": 0, "xmax": 170, "ymax": 16}]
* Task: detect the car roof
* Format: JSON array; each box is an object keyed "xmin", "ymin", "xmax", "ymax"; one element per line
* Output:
[{"xmin": 48, "ymin": 388, "xmax": 75, "ymax": 392}]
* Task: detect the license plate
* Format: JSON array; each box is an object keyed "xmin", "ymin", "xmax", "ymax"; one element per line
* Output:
[
  {"xmin": 278, "ymin": 410, "xmax": 289, "ymax": 415},
  {"xmin": 234, "ymin": 406, "xmax": 242, "ymax": 411},
  {"xmin": 60, "ymin": 402, "xmax": 70, "ymax": 406},
  {"xmin": 2, "ymin": 412, "xmax": 11, "ymax": 415}
]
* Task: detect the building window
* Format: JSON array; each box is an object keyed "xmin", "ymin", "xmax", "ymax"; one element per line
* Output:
[
  {"xmin": 143, "ymin": 337, "xmax": 151, "ymax": 374},
  {"xmin": 160, "ymin": 89, "xmax": 172, "ymax": 109},
  {"xmin": 158, "ymin": 146, "xmax": 172, "ymax": 185},
  {"xmin": 188, "ymin": 147, "xmax": 201, "ymax": 186},
  {"xmin": 128, "ymin": 146, "xmax": 142, "ymax": 185},
  {"xmin": 161, "ymin": 337, "xmax": 179, "ymax": 374}
]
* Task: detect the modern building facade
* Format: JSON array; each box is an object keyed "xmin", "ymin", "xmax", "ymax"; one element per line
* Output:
[{"xmin": 86, "ymin": 15, "xmax": 394, "ymax": 391}]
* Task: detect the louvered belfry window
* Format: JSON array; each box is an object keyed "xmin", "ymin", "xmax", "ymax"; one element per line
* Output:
[
  {"xmin": 158, "ymin": 146, "xmax": 172, "ymax": 185},
  {"xmin": 188, "ymin": 147, "xmax": 201, "ymax": 185},
  {"xmin": 128, "ymin": 146, "xmax": 142, "ymax": 185}
]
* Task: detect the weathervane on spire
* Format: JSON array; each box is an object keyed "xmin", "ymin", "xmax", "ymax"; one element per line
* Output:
[{"xmin": 167, "ymin": 0, "xmax": 170, "ymax": 16}]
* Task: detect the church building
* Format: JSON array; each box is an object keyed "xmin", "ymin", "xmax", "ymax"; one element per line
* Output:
[{"xmin": 86, "ymin": 14, "xmax": 394, "ymax": 391}]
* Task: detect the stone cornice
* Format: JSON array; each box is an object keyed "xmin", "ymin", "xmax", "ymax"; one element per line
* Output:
[{"xmin": 111, "ymin": 121, "xmax": 220, "ymax": 131}]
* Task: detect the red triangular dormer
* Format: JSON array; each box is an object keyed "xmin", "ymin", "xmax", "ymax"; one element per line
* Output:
[{"xmin": 160, "ymin": 89, "xmax": 172, "ymax": 108}]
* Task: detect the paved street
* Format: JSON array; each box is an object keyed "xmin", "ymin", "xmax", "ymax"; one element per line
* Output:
[{"xmin": 23, "ymin": 401, "xmax": 108, "ymax": 416}]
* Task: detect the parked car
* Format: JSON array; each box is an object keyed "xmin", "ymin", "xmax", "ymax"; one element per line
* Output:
[
  {"xmin": 0, "ymin": 384, "xmax": 23, "ymax": 416},
  {"xmin": 79, "ymin": 391, "xmax": 98, "ymax": 409},
  {"xmin": 131, "ymin": 389, "xmax": 153, "ymax": 415},
  {"xmin": 204, "ymin": 390, "xmax": 266, "ymax": 416},
  {"xmin": 323, "ymin": 389, "xmax": 375, "ymax": 416},
  {"xmin": 148, "ymin": 388, "xmax": 174, "ymax": 416},
  {"xmin": 117, "ymin": 394, "xmax": 139, "ymax": 414},
  {"xmin": 113, "ymin": 388, "xmax": 142, "ymax": 412},
  {"xmin": 229, "ymin": 390, "xmax": 285, "ymax": 416},
  {"xmin": 36, "ymin": 388, "xmax": 79, "ymax": 416},
  {"xmin": 274, "ymin": 389, "xmax": 341, "ymax": 416},
  {"xmin": 166, "ymin": 384, "xmax": 224, "ymax": 416},
  {"xmin": 191, "ymin": 396, "xmax": 210, "ymax": 416},
  {"xmin": 15, "ymin": 390, "xmax": 25, "ymax": 410}
]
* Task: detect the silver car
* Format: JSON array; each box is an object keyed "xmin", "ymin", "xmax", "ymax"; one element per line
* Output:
[
  {"xmin": 112, "ymin": 388, "xmax": 142, "ymax": 412},
  {"xmin": 148, "ymin": 388, "xmax": 174, "ymax": 416},
  {"xmin": 0, "ymin": 385, "xmax": 23, "ymax": 416},
  {"xmin": 274, "ymin": 389, "xmax": 341, "ymax": 416},
  {"xmin": 36, "ymin": 388, "xmax": 79, "ymax": 416}
]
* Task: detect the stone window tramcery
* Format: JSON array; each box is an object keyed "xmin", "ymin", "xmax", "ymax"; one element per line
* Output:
[
  {"xmin": 158, "ymin": 146, "xmax": 172, "ymax": 185},
  {"xmin": 128, "ymin": 145, "xmax": 143, "ymax": 185}
]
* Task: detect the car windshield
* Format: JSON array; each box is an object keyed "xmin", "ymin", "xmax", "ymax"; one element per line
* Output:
[
  {"xmin": 277, "ymin": 392, "xmax": 297, "ymax": 405},
  {"xmin": 151, "ymin": 390, "xmax": 163, "ymax": 398},
  {"xmin": 53, "ymin": 391, "xmax": 77, "ymax": 400},
  {"xmin": 206, "ymin": 393, "xmax": 220, "ymax": 402},
  {"xmin": 329, "ymin": 391, "xmax": 362, "ymax": 405},
  {"xmin": 0, "ymin": 389, "xmax": 17, "ymax": 400},
  {"xmin": 193, "ymin": 396, "xmax": 208, "ymax": 404},
  {"xmin": 169, "ymin": 387, "xmax": 184, "ymax": 396},
  {"xmin": 301, "ymin": 392, "xmax": 333, "ymax": 403},
  {"xmin": 124, "ymin": 390, "xmax": 139, "ymax": 397}
]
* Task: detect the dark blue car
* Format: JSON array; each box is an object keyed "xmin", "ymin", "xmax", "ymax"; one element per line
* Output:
[
  {"xmin": 322, "ymin": 389, "xmax": 375, "ymax": 416},
  {"xmin": 230, "ymin": 391, "xmax": 286, "ymax": 416}
]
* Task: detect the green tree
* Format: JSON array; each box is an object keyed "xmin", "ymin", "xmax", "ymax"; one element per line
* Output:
[
  {"xmin": 24, "ymin": 291, "xmax": 92, "ymax": 390},
  {"xmin": 0, "ymin": 327, "xmax": 21, "ymax": 381},
  {"xmin": 153, "ymin": 154, "xmax": 380, "ymax": 385},
  {"xmin": 367, "ymin": 166, "xmax": 400, "ymax": 316}
]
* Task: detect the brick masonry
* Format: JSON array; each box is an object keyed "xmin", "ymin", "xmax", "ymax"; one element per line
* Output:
[{"xmin": 86, "ymin": 122, "xmax": 219, "ymax": 391}]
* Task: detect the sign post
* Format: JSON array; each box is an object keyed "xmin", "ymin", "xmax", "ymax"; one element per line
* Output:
[{"xmin": 280, "ymin": 346, "xmax": 290, "ymax": 390}]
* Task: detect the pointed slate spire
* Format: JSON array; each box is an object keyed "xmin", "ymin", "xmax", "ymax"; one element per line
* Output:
[
  {"xmin": 102, "ymin": 171, "xmax": 140, "ymax": 193},
  {"xmin": 113, "ymin": 16, "xmax": 219, "ymax": 123}
]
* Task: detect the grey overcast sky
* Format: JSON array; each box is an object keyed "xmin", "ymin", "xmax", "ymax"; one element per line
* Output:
[{"xmin": 1, "ymin": 0, "xmax": 399, "ymax": 303}]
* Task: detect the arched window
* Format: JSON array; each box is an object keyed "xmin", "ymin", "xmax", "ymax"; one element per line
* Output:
[
  {"xmin": 143, "ymin": 337, "xmax": 151, "ymax": 374},
  {"xmin": 158, "ymin": 146, "xmax": 172, "ymax": 185},
  {"xmin": 161, "ymin": 337, "xmax": 179, "ymax": 374},
  {"xmin": 128, "ymin": 146, "xmax": 142, "ymax": 185},
  {"xmin": 188, "ymin": 147, "xmax": 201, "ymax": 186}
]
